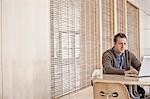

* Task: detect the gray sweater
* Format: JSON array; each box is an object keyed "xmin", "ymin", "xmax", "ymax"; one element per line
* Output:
[{"xmin": 102, "ymin": 47, "xmax": 141, "ymax": 74}]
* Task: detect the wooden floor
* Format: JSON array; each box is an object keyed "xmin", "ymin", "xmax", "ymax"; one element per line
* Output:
[{"xmin": 56, "ymin": 86, "xmax": 93, "ymax": 99}]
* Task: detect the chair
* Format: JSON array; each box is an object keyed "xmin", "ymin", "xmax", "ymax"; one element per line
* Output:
[{"xmin": 93, "ymin": 81, "xmax": 131, "ymax": 99}]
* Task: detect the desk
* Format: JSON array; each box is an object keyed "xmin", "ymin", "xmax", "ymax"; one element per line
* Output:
[
  {"xmin": 93, "ymin": 74, "xmax": 150, "ymax": 98},
  {"xmin": 93, "ymin": 74, "xmax": 150, "ymax": 86}
]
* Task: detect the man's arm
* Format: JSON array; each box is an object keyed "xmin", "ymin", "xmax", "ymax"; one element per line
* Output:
[
  {"xmin": 130, "ymin": 52, "xmax": 141, "ymax": 71},
  {"xmin": 124, "ymin": 51, "xmax": 141, "ymax": 76},
  {"xmin": 124, "ymin": 66, "xmax": 138, "ymax": 75}
]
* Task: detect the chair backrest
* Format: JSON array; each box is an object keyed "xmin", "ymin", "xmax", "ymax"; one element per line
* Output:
[{"xmin": 93, "ymin": 81, "xmax": 130, "ymax": 99}]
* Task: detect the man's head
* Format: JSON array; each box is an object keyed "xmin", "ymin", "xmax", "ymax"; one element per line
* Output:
[{"xmin": 114, "ymin": 33, "xmax": 127, "ymax": 54}]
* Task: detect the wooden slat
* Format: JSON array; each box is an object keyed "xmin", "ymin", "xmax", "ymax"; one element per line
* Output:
[
  {"xmin": 101, "ymin": 0, "xmax": 114, "ymax": 53},
  {"xmin": 117, "ymin": 0, "xmax": 126, "ymax": 33},
  {"xmin": 127, "ymin": 2, "xmax": 140, "ymax": 59}
]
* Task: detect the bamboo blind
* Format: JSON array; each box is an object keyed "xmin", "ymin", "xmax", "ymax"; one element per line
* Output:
[
  {"xmin": 50, "ymin": 0, "xmax": 100, "ymax": 98},
  {"xmin": 127, "ymin": 2, "xmax": 140, "ymax": 58},
  {"xmin": 117, "ymin": 0, "xmax": 126, "ymax": 33},
  {"xmin": 101, "ymin": 0, "xmax": 114, "ymax": 53}
]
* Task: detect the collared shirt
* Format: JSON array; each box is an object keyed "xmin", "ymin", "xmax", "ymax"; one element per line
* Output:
[
  {"xmin": 116, "ymin": 53, "xmax": 124, "ymax": 69},
  {"xmin": 113, "ymin": 49, "xmax": 124, "ymax": 69}
]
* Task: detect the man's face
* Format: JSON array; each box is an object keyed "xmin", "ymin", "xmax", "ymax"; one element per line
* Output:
[{"xmin": 114, "ymin": 37, "xmax": 127, "ymax": 54}]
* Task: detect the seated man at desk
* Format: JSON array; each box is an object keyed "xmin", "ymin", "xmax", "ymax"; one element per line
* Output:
[{"xmin": 102, "ymin": 33, "xmax": 145, "ymax": 98}]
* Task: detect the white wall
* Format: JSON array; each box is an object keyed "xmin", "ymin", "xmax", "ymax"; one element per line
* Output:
[
  {"xmin": 140, "ymin": 11, "xmax": 150, "ymax": 57},
  {"xmin": 1, "ymin": 0, "xmax": 50, "ymax": 99}
]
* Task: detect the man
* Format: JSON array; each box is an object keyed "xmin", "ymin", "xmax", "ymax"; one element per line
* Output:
[{"xmin": 102, "ymin": 33, "xmax": 145, "ymax": 98}]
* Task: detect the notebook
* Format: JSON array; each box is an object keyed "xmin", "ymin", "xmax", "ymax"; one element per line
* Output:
[{"xmin": 125, "ymin": 56, "xmax": 150, "ymax": 78}]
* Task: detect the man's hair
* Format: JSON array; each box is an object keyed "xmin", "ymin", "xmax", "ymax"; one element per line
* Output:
[{"xmin": 114, "ymin": 33, "xmax": 127, "ymax": 43}]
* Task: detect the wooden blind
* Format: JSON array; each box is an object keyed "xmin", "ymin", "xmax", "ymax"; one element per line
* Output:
[
  {"xmin": 101, "ymin": 0, "xmax": 114, "ymax": 52},
  {"xmin": 127, "ymin": 2, "xmax": 140, "ymax": 58},
  {"xmin": 50, "ymin": 0, "xmax": 100, "ymax": 98},
  {"xmin": 117, "ymin": 0, "xmax": 125, "ymax": 33}
]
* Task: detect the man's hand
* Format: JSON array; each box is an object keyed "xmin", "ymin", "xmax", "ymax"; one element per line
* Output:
[{"xmin": 124, "ymin": 66, "xmax": 138, "ymax": 75}]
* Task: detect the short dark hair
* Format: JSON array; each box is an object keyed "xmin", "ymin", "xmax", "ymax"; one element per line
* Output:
[{"xmin": 114, "ymin": 33, "xmax": 127, "ymax": 43}]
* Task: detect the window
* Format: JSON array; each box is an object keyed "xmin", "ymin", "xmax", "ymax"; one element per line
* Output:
[
  {"xmin": 127, "ymin": 2, "xmax": 140, "ymax": 58},
  {"xmin": 50, "ymin": 0, "xmax": 100, "ymax": 98}
]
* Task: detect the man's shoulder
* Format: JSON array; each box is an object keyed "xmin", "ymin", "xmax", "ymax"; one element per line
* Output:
[
  {"xmin": 103, "ymin": 48, "xmax": 114, "ymax": 56},
  {"xmin": 125, "ymin": 50, "xmax": 134, "ymax": 55},
  {"xmin": 124, "ymin": 50, "xmax": 137, "ymax": 59}
]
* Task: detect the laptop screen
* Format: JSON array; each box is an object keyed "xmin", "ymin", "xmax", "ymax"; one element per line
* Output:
[{"xmin": 139, "ymin": 56, "xmax": 150, "ymax": 77}]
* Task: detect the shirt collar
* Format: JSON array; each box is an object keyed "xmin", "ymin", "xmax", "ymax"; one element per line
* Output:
[{"xmin": 113, "ymin": 47, "xmax": 124, "ymax": 57}]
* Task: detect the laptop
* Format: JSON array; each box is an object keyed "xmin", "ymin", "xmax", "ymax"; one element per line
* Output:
[{"xmin": 125, "ymin": 56, "xmax": 150, "ymax": 78}]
